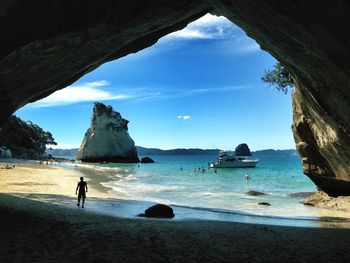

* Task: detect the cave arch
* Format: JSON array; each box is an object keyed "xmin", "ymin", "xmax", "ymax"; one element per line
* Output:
[{"xmin": 1, "ymin": 0, "xmax": 350, "ymax": 195}]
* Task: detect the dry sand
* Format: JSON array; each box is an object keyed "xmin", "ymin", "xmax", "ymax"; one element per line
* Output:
[
  {"xmin": 0, "ymin": 161, "xmax": 108, "ymax": 198},
  {"xmin": 1, "ymin": 161, "xmax": 350, "ymax": 262}
]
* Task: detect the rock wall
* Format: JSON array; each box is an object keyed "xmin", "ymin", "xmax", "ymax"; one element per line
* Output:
[
  {"xmin": 0, "ymin": 146, "xmax": 12, "ymax": 159},
  {"xmin": 77, "ymin": 102, "xmax": 139, "ymax": 163},
  {"xmin": 292, "ymin": 81, "xmax": 350, "ymax": 196},
  {"xmin": 0, "ymin": 0, "xmax": 209, "ymax": 125},
  {"xmin": 1, "ymin": 1, "xmax": 350, "ymax": 194}
]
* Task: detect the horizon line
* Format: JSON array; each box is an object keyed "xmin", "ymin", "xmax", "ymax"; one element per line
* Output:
[{"xmin": 47, "ymin": 146, "xmax": 297, "ymax": 151}]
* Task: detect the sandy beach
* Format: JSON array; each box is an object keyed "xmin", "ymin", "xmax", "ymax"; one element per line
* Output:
[
  {"xmin": 0, "ymin": 161, "xmax": 107, "ymax": 198},
  {"xmin": 1, "ymin": 161, "xmax": 350, "ymax": 262}
]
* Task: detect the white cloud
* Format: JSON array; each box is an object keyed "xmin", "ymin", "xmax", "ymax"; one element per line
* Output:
[
  {"xmin": 167, "ymin": 29, "xmax": 207, "ymax": 39},
  {"xmin": 158, "ymin": 13, "xmax": 260, "ymax": 55},
  {"xmin": 177, "ymin": 115, "xmax": 191, "ymax": 120},
  {"xmin": 185, "ymin": 88, "xmax": 209, "ymax": 94},
  {"xmin": 130, "ymin": 85, "xmax": 251, "ymax": 103},
  {"xmin": 28, "ymin": 81, "xmax": 253, "ymax": 108},
  {"xmin": 232, "ymin": 36, "xmax": 260, "ymax": 54},
  {"xmin": 163, "ymin": 14, "xmax": 236, "ymax": 41},
  {"xmin": 85, "ymin": 80, "xmax": 111, "ymax": 87},
  {"xmin": 185, "ymin": 85, "xmax": 248, "ymax": 95},
  {"xmin": 194, "ymin": 13, "xmax": 229, "ymax": 25},
  {"xmin": 30, "ymin": 80, "xmax": 137, "ymax": 107}
]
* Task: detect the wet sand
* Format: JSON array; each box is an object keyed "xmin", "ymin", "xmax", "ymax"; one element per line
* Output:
[{"xmin": 1, "ymin": 161, "xmax": 350, "ymax": 262}]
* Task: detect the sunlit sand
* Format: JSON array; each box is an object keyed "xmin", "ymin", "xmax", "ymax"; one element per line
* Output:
[{"xmin": 0, "ymin": 161, "xmax": 107, "ymax": 198}]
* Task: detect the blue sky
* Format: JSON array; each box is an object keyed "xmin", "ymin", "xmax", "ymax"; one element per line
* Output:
[{"xmin": 16, "ymin": 14, "xmax": 294, "ymax": 150}]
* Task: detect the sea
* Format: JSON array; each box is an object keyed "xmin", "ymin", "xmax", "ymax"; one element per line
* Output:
[{"xmin": 58, "ymin": 153, "xmax": 350, "ymax": 228}]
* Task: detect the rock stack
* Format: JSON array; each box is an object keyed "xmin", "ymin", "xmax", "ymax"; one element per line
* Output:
[
  {"xmin": 77, "ymin": 102, "xmax": 139, "ymax": 163},
  {"xmin": 235, "ymin": 143, "xmax": 252, "ymax": 156}
]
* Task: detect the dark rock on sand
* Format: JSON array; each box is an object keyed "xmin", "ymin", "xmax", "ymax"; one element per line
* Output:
[
  {"xmin": 246, "ymin": 190, "xmax": 267, "ymax": 196},
  {"xmin": 235, "ymin": 144, "xmax": 252, "ymax": 156},
  {"xmin": 141, "ymin": 157, "xmax": 155, "ymax": 163},
  {"xmin": 258, "ymin": 202, "xmax": 271, "ymax": 206},
  {"xmin": 144, "ymin": 204, "xmax": 175, "ymax": 218}
]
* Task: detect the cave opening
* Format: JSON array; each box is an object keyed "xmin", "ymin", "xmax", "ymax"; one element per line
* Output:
[
  {"xmin": 16, "ymin": 13, "xmax": 294, "ymax": 152},
  {"xmin": 2, "ymin": 3, "xmax": 350, "ymax": 261},
  {"xmin": 9, "ymin": 13, "xmax": 332, "ymax": 221},
  {"xmin": 1, "ymin": 2, "xmax": 350, "ymax": 200}
]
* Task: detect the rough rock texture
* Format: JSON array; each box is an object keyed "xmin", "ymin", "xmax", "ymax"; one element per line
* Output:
[
  {"xmin": 304, "ymin": 191, "xmax": 350, "ymax": 212},
  {"xmin": 235, "ymin": 143, "xmax": 252, "ymax": 156},
  {"xmin": 1, "ymin": 1, "xmax": 350, "ymax": 195},
  {"xmin": 77, "ymin": 103, "xmax": 139, "ymax": 163},
  {"xmin": 144, "ymin": 204, "xmax": 175, "ymax": 218},
  {"xmin": 0, "ymin": 0, "xmax": 210, "ymax": 125},
  {"xmin": 0, "ymin": 147, "xmax": 11, "ymax": 159},
  {"xmin": 141, "ymin": 157, "xmax": 155, "ymax": 164},
  {"xmin": 292, "ymin": 81, "xmax": 350, "ymax": 196}
]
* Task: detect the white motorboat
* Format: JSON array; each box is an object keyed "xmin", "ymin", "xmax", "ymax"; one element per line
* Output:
[{"xmin": 209, "ymin": 150, "xmax": 259, "ymax": 168}]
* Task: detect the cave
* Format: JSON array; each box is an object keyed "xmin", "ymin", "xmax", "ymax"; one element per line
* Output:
[{"xmin": 1, "ymin": 1, "xmax": 350, "ymax": 196}]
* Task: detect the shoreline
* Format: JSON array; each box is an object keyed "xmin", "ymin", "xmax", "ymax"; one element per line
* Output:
[
  {"xmin": 2, "ymin": 159, "xmax": 350, "ymax": 228},
  {"xmin": 1, "ymin": 160, "xmax": 350, "ymax": 261}
]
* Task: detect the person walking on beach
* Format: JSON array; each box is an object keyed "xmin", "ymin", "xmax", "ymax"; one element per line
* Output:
[{"xmin": 76, "ymin": 177, "xmax": 88, "ymax": 208}]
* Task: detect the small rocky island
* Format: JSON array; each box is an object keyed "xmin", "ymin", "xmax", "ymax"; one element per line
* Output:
[
  {"xmin": 235, "ymin": 143, "xmax": 252, "ymax": 156},
  {"xmin": 77, "ymin": 102, "xmax": 139, "ymax": 163}
]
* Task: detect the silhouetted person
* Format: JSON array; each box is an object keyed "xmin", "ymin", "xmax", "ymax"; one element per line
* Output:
[{"xmin": 76, "ymin": 177, "xmax": 88, "ymax": 208}]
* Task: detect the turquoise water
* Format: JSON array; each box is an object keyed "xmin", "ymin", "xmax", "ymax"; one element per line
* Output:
[
  {"xmin": 55, "ymin": 154, "xmax": 350, "ymax": 227},
  {"xmin": 64, "ymin": 154, "xmax": 326, "ymax": 217},
  {"xmin": 100, "ymin": 154, "xmax": 318, "ymax": 217}
]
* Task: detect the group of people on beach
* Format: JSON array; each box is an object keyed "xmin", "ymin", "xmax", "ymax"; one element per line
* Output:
[
  {"xmin": 39, "ymin": 160, "xmax": 52, "ymax": 165},
  {"xmin": 0, "ymin": 164, "xmax": 15, "ymax": 169}
]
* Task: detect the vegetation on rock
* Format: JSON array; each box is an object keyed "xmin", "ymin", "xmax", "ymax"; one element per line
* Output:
[
  {"xmin": 261, "ymin": 62, "xmax": 294, "ymax": 94},
  {"xmin": 0, "ymin": 116, "xmax": 56, "ymax": 159}
]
